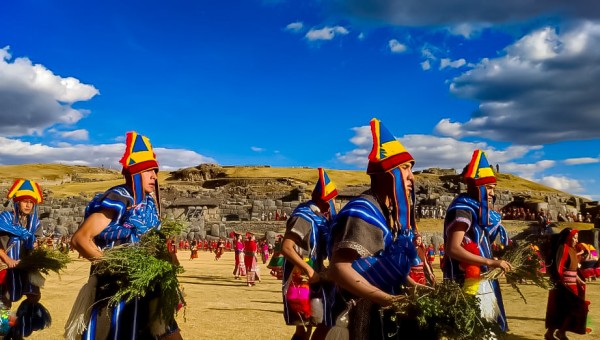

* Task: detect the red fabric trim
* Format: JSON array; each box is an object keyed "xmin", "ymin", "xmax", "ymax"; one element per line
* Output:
[
  {"xmin": 122, "ymin": 160, "xmax": 159, "ymax": 175},
  {"xmin": 368, "ymin": 119, "xmax": 379, "ymax": 161},
  {"xmin": 12, "ymin": 195, "xmax": 38, "ymax": 203},
  {"xmin": 466, "ymin": 176, "xmax": 497, "ymax": 186},
  {"xmin": 6, "ymin": 180, "xmax": 21, "ymax": 199},
  {"xmin": 366, "ymin": 153, "xmax": 414, "ymax": 174}
]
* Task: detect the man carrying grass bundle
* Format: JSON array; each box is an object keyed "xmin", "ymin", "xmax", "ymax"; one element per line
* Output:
[
  {"xmin": 443, "ymin": 150, "xmax": 512, "ymax": 332},
  {"xmin": 328, "ymin": 118, "xmax": 422, "ymax": 340},
  {"xmin": 0, "ymin": 179, "xmax": 51, "ymax": 338},
  {"xmin": 70, "ymin": 132, "xmax": 182, "ymax": 340}
]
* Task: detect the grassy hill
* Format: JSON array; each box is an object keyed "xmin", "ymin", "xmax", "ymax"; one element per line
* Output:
[{"xmin": 0, "ymin": 163, "xmax": 582, "ymax": 199}]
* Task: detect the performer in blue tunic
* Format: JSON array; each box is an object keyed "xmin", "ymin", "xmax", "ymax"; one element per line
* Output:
[
  {"xmin": 443, "ymin": 149, "xmax": 512, "ymax": 332},
  {"xmin": 0, "ymin": 179, "xmax": 51, "ymax": 338},
  {"xmin": 69, "ymin": 132, "xmax": 182, "ymax": 340},
  {"xmin": 280, "ymin": 168, "xmax": 337, "ymax": 340},
  {"xmin": 328, "ymin": 118, "xmax": 421, "ymax": 340}
]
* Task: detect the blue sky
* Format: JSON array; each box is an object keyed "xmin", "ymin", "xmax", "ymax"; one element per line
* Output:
[{"xmin": 1, "ymin": 0, "xmax": 599, "ymax": 199}]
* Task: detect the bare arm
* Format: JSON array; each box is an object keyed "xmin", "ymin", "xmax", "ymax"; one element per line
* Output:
[
  {"xmin": 281, "ymin": 236, "xmax": 318, "ymax": 283},
  {"xmin": 446, "ymin": 222, "xmax": 512, "ymax": 271},
  {"xmin": 329, "ymin": 248, "xmax": 393, "ymax": 307},
  {"xmin": 71, "ymin": 210, "xmax": 115, "ymax": 260}
]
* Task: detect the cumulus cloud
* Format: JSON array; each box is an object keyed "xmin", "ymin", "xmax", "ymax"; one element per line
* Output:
[
  {"xmin": 305, "ymin": 26, "xmax": 349, "ymax": 41},
  {"xmin": 388, "ymin": 39, "xmax": 407, "ymax": 53},
  {"xmin": 60, "ymin": 129, "xmax": 89, "ymax": 141},
  {"xmin": 501, "ymin": 160, "xmax": 556, "ymax": 180},
  {"xmin": 251, "ymin": 146, "xmax": 265, "ymax": 152},
  {"xmin": 333, "ymin": 1, "xmax": 600, "ymax": 26},
  {"xmin": 563, "ymin": 157, "xmax": 600, "ymax": 165},
  {"xmin": 335, "ymin": 125, "xmax": 545, "ymax": 172},
  {"xmin": 285, "ymin": 21, "xmax": 304, "ymax": 33},
  {"xmin": 447, "ymin": 23, "xmax": 488, "ymax": 38},
  {"xmin": 540, "ymin": 175, "xmax": 584, "ymax": 193},
  {"xmin": 439, "ymin": 58, "xmax": 466, "ymax": 69},
  {"xmin": 0, "ymin": 47, "xmax": 99, "ymax": 137},
  {"xmin": 421, "ymin": 60, "xmax": 431, "ymax": 70},
  {"xmin": 0, "ymin": 137, "xmax": 216, "ymax": 170},
  {"xmin": 435, "ymin": 22, "xmax": 600, "ymax": 144}
]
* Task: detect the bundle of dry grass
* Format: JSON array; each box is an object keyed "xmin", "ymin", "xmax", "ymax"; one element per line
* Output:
[
  {"xmin": 485, "ymin": 241, "xmax": 553, "ymax": 303},
  {"xmin": 385, "ymin": 281, "xmax": 500, "ymax": 339},
  {"xmin": 17, "ymin": 247, "xmax": 71, "ymax": 276}
]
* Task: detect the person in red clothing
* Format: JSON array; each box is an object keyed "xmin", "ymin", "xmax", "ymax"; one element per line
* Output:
[
  {"xmin": 232, "ymin": 233, "xmax": 246, "ymax": 279},
  {"xmin": 545, "ymin": 228, "xmax": 590, "ymax": 339},
  {"xmin": 244, "ymin": 233, "xmax": 260, "ymax": 286}
]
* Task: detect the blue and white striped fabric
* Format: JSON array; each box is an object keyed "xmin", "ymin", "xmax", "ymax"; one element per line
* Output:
[
  {"xmin": 289, "ymin": 201, "xmax": 328, "ymax": 262},
  {"xmin": 444, "ymin": 193, "xmax": 509, "ymax": 332},
  {"xmin": 351, "ymin": 235, "xmax": 416, "ymax": 294},
  {"xmin": 0, "ymin": 205, "xmax": 41, "ymax": 302},
  {"xmin": 87, "ymin": 185, "xmax": 160, "ymax": 249},
  {"xmin": 446, "ymin": 194, "xmax": 508, "ymax": 260},
  {"xmin": 328, "ymin": 197, "xmax": 392, "ymax": 258},
  {"xmin": 83, "ymin": 185, "xmax": 167, "ymax": 340},
  {"xmin": 330, "ymin": 197, "xmax": 416, "ymax": 294}
]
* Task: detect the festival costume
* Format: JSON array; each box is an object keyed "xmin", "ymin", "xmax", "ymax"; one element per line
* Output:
[
  {"xmin": 0, "ymin": 179, "xmax": 51, "ymax": 338},
  {"xmin": 443, "ymin": 150, "xmax": 509, "ymax": 332},
  {"xmin": 546, "ymin": 229, "xmax": 590, "ymax": 335},
  {"xmin": 282, "ymin": 168, "xmax": 337, "ymax": 327},
  {"xmin": 69, "ymin": 132, "xmax": 180, "ymax": 340},
  {"xmin": 267, "ymin": 238, "xmax": 285, "ymax": 279},
  {"xmin": 329, "ymin": 119, "xmax": 420, "ymax": 340},
  {"xmin": 244, "ymin": 235, "xmax": 259, "ymax": 286},
  {"xmin": 232, "ymin": 237, "xmax": 246, "ymax": 278}
]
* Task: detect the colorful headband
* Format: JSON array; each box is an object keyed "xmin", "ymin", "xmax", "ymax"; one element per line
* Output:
[
  {"xmin": 367, "ymin": 118, "xmax": 414, "ymax": 174},
  {"xmin": 7, "ymin": 179, "xmax": 43, "ymax": 204}
]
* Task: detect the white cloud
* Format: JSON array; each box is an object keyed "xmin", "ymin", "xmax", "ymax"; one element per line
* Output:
[
  {"xmin": 60, "ymin": 129, "xmax": 89, "ymax": 141},
  {"xmin": 0, "ymin": 137, "xmax": 216, "ymax": 171},
  {"xmin": 539, "ymin": 175, "xmax": 584, "ymax": 193},
  {"xmin": 447, "ymin": 23, "xmax": 488, "ymax": 38},
  {"xmin": 358, "ymin": 32, "xmax": 366, "ymax": 40},
  {"xmin": 0, "ymin": 46, "xmax": 99, "ymax": 137},
  {"xmin": 438, "ymin": 22, "xmax": 600, "ymax": 144},
  {"xmin": 251, "ymin": 146, "xmax": 265, "ymax": 152},
  {"xmin": 563, "ymin": 157, "xmax": 600, "ymax": 165},
  {"xmin": 388, "ymin": 39, "xmax": 407, "ymax": 53},
  {"xmin": 305, "ymin": 26, "xmax": 349, "ymax": 41},
  {"xmin": 421, "ymin": 60, "xmax": 431, "ymax": 70},
  {"xmin": 501, "ymin": 160, "xmax": 556, "ymax": 180},
  {"xmin": 336, "ymin": 125, "xmax": 547, "ymax": 172},
  {"xmin": 439, "ymin": 58, "xmax": 466, "ymax": 69},
  {"xmin": 285, "ymin": 22, "xmax": 304, "ymax": 33}
]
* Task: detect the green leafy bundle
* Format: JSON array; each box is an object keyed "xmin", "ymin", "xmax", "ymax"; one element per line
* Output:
[
  {"xmin": 17, "ymin": 247, "xmax": 71, "ymax": 276},
  {"xmin": 386, "ymin": 281, "xmax": 500, "ymax": 340},
  {"xmin": 92, "ymin": 231, "xmax": 185, "ymax": 323},
  {"xmin": 485, "ymin": 241, "xmax": 553, "ymax": 303},
  {"xmin": 160, "ymin": 219, "xmax": 188, "ymax": 239}
]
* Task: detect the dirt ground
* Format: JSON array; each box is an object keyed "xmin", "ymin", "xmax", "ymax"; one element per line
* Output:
[{"xmin": 28, "ymin": 250, "xmax": 599, "ymax": 340}]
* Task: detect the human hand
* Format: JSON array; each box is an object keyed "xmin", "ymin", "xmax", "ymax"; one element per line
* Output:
[
  {"xmin": 307, "ymin": 267, "xmax": 320, "ymax": 284},
  {"xmin": 492, "ymin": 259, "xmax": 512, "ymax": 272},
  {"xmin": 5, "ymin": 257, "xmax": 19, "ymax": 269}
]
